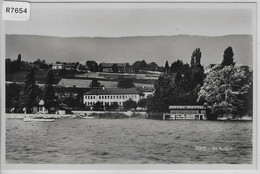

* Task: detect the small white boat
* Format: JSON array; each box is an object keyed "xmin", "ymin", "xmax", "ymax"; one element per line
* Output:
[
  {"xmin": 82, "ymin": 116, "xmax": 95, "ymax": 119},
  {"xmin": 23, "ymin": 117, "xmax": 55, "ymax": 122}
]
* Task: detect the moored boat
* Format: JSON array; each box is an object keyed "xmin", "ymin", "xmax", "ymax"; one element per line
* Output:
[
  {"xmin": 82, "ymin": 116, "xmax": 95, "ymax": 119},
  {"xmin": 23, "ymin": 116, "xmax": 55, "ymax": 122}
]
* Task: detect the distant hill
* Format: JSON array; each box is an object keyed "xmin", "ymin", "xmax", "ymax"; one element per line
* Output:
[{"xmin": 6, "ymin": 34, "xmax": 253, "ymax": 67}]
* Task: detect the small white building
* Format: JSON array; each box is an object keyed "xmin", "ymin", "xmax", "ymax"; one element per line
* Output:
[
  {"xmin": 164, "ymin": 105, "xmax": 207, "ymax": 120},
  {"xmin": 32, "ymin": 99, "xmax": 47, "ymax": 114},
  {"xmin": 83, "ymin": 88, "xmax": 143, "ymax": 109},
  {"xmin": 52, "ymin": 63, "xmax": 64, "ymax": 70},
  {"xmin": 141, "ymin": 88, "xmax": 155, "ymax": 98}
]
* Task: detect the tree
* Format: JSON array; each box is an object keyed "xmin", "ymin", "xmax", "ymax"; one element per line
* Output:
[
  {"xmin": 23, "ymin": 68, "xmax": 42, "ymax": 113},
  {"xmin": 170, "ymin": 60, "xmax": 184, "ymax": 73},
  {"xmin": 106, "ymin": 102, "xmax": 119, "ymax": 111},
  {"xmin": 165, "ymin": 61, "xmax": 169, "ymax": 73},
  {"xmin": 190, "ymin": 48, "xmax": 204, "ymax": 86},
  {"xmin": 190, "ymin": 48, "xmax": 202, "ymax": 67},
  {"xmin": 147, "ymin": 75, "xmax": 175, "ymax": 112},
  {"xmin": 33, "ymin": 59, "xmax": 49, "ymax": 69},
  {"xmin": 132, "ymin": 60, "xmax": 147, "ymax": 73},
  {"xmin": 123, "ymin": 98, "xmax": 137, "ymax": 110},
  {"xmin": 117, "ymin": 77, "xmax": 135, "ymax": 88},
  {"xmin": 89, "ymin": 79, "xmax": 101, "ymax": 89},
  {"xmin": 191, "ymin": 57, "xmax": 195, "ymax": 68},
  {"xmin": 99, "ymin": 63, "xmax": 103, "ymax": 72},
  {"xmin": 147, "ymin": 62, "xmax": 158, "ymax": 71},
  {"xmin": 6, "ymin": 83, "xmax": 22, "ymax": 112},
  {"xmin": 93, "ymin": 62, "xmax": 99, "ymax": 72},
  {"xmin": 221, "ymin": 46, "xmax": 235, "ymax": 67},
  {"xmin": 112, "ymin": 64, "xmax": 118, "ymax": 73},
  {"xmin": 17, "ymin": 54, "xmax": 22, "ymax": 69},
  {"xmin": 6, "ymin": 57, "xmax": 20, "ymax": 74},
  {"xmin": 125, "ymin": 63, "xmax": 131, "ymax": 73},
  {"xmin": 197, "ymin": 65, "xmax": 252, "ymax": 119},
  {"xmin": 86, "ymin": 60, "xmax": 98, "ymax": 72},
  {"xmin": 63, "ymin": 97, "xmax": 78, "ymax": 108},
  {"xmin": 93, "ymin": 101, "xmax": 104, "ymax": 111},
  {"xmin": 138, "ymin": 98, "xmax": 147, "ymax": 109},
  {"xmin": 44, "ymin": 70, "xmax": 57, "ymax": 113}
]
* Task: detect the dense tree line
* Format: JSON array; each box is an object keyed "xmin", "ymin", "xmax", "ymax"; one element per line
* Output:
[
  {"xmin": 33, "ymin": 59, "xmax": 50, "ymax": 69},
  {"xmin": 6, "ymin": 54, "xmax": 22, "ymax": 74},
  {"xmin": 198, "ymin": 47, "xmax": 253, "ymax": 119},
  {"xmin": 147, "ymin": 46, "xmax": 253, "ymax": 119},
  {"xmin": 131, "ymin": 60, "xmax": 164, "ymax": 73},
  {"xmin": 6, "ymin": 68, "xmax": 58, "ymax": 113},
  {"xmin": 147, "ymin": 48, "xmax": 204, "ymax": 113}
]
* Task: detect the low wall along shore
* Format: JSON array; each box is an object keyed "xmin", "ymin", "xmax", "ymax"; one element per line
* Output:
[
  {"xmin": 6, "ymin": 113, "xmax": 73, "ymax": 119},
  {"xmin": 6, "ymin": 111, "xmax": 148, "ymax": 119}
]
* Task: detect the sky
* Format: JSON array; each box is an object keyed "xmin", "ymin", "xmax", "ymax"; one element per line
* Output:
[
  {"xmin": 5, "ymin": 2, "xmax": 255, "ymax": 66},
  {"xmin": 5, "ymin": 2, "xmax": 255, "ymax": 37}
]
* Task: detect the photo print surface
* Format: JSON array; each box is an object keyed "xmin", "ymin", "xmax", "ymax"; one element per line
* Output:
[{"xmin": 4, "ymin": 2, "xmax": 256, "ymax": 166}]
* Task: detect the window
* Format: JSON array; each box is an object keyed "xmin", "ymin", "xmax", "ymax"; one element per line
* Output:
[{"xmin": 99, "ymin": 96, "xmax": 101, "ymax": 99}]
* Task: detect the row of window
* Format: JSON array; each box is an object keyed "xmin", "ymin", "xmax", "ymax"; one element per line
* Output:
[
  {"xmin": 85, "ymin": 94, "xmax": 138, "ymax": 100},
  {"xmin": 85, "ymin": 101, "xmax": 124, "ymax": 106},
  {"xmin": 57, "ymin": 93, "xmax": 77, "ymax": 97},
  {"xmin": 170, "ymin": 110, "xmax": 206, "ymax": 114}
]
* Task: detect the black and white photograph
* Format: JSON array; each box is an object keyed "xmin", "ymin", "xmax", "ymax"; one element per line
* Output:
[{"xmin": 1, "ymin": 0, "xmax": 257, "ymax": 171}]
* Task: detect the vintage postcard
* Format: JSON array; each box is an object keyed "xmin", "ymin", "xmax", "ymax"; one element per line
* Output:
[{"xmin": 1, "ymin": 0, "xmax": 258, "ymax": 172}]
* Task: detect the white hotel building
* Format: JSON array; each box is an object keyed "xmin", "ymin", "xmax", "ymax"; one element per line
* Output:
[{"xmin": 83, "ymin": 88, "xmax": 144, "ymax": 108}]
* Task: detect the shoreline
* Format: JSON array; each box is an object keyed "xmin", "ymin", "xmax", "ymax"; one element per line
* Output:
[
  {"xmin": 5, "ymin": 113, "xmax": 253, "ymax": 121},
  {"xmin": 5, "ymin": 112, "xmax": 148, "ymax": 119}
]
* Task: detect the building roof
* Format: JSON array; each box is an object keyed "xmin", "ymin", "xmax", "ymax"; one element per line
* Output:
[
  {"xmin": 55, "ymin": 86, "xmax": 90, "ymax": 93},
  {"xmin": 84, "ymin": 88, "xmax": 142, "ymax": 95},
  {"xmin": 169, "ymin": 105, "xmax": 206, "ymax": 110},
  {"xmin": 100, "ymin": 63, "xmax": 127, "ymax": 68}
]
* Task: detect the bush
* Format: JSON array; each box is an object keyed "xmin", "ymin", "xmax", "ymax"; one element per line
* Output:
[
  {"xmin": 147, "ymin": 113, "xmax": 163, "ymax": 120},
  {"xmin": 89, "ymin": 112, "xmax": 129, "ymax": 119},
  {"xmin": 123, "ymin": 99, "xmax": 137, "ymax": 111}
]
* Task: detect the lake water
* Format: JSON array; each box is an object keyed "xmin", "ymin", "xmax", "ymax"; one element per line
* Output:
[{"xmin": 6, "ymin": 118, "xmax": 252, "ymax": 164}]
